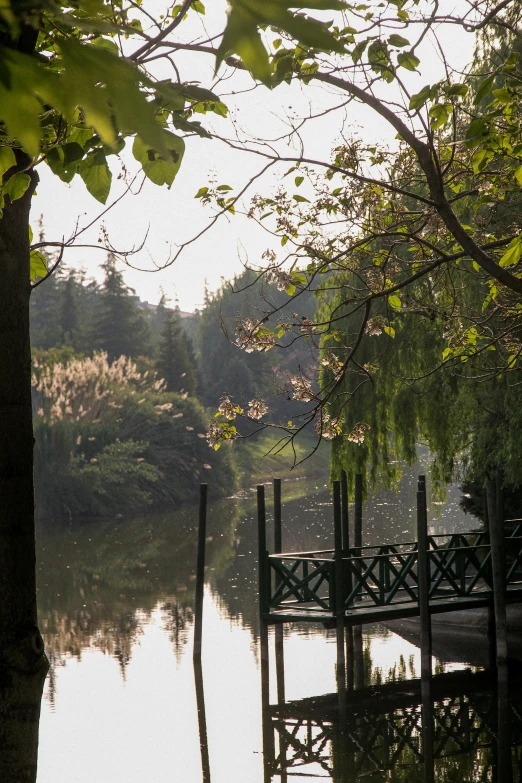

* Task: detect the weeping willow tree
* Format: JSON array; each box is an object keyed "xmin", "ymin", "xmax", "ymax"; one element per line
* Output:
[{"xmin": 203, "ymin": 5, "xmax": 522, "ymax": 508}]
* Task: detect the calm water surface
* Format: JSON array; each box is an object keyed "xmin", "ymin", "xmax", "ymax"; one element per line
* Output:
[{"xmin": 34, "ymin": 475, "xmax": 518, "ymax": 782}]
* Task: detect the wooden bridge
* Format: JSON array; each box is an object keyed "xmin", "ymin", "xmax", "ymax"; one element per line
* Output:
[
  {"xmin": 257, "ymin": 478, "xmax": 522, "ymax": 628},
  {"xmin": 256, "ymin": 473, "xmax": 522, "ymax": 729},
  {"xmin": 261, "ymin": 525, "xmax": 522, "ymax": 626}
]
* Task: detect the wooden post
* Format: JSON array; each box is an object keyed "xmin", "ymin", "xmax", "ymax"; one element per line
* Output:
[
  {"xmin": 345, "ymin": 626, "xmax": 354, "ymax": 692},
  {"xmin": 258, "ymin": 484, "xmax": 273, "ymax": 768},
  {"xmin": 341, "ymin": 469, "xmax": 354, "ymax": 689},
  {"xmin": 354, "ymin": 472, "xmax": 363, "ymax": 552},
  {"xmin": 193, "ymin": 660, "xmax": 211, "ymax": 783},
  {"xmin": 496, "ymin": 660, "xmax": 513, "ymax": 783},
  {"xmin": 258, "ymin": 485, "xmax": 269, "ymax": 618},
  {"xmin": 273, "ymin": 478, "xmax": 282, "ymax": 554},
  {"xmin": 487, "ymin": 479, "xmax": 508, "ymax": 667},
  {"xmin": 496, "ymin": 469, "xmax": 504, "ymax": 531},
  {"xmin": 354, "ymin": 626, "xmax": 364, "ymax": 688},
  {"xmin": 353, "ymin": 472, "xmax": 363, "ymax": 682},
  {"xmin": 417, "ymin": 475, "xmax": 432, "ymax": 682},
  {"xmin": 333, "ymin": 480, "xmax": 346, "ymax": 712},
  {"xmin": 421, "ymin": 677, "xmax": 434, "ymax": 783},
  {"xmin": 273, "ymin": 479, "xmax": 285, "ymax": 705},
  {"xmin": 341, "ymin": 469, "xmax": 349, "ymax": 552},
  {"xmin": 193, "ymin": 483, "xmax": 207, "ymax": 662}
]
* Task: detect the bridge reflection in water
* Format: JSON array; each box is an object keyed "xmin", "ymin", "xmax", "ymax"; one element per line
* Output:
[{"xmin": 261, "ymin": 666, "xmax": 522, "ymax": 782}]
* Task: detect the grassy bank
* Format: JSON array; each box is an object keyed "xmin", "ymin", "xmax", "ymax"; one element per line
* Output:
[{"xmin": 233, "ymin": 429, "xmax": 330, "ymax": 486}]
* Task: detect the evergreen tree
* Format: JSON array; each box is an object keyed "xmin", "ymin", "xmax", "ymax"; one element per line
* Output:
[
  {"xmin": 59, "ymin": 271, "xmax": 80, "ymax": 345},
  {"xmin": 94, "ymin": 255, "xmax": 151, "ymax": 360},
  {"xmin": 157, "ymin": 308, "xmax": 197, "ymax": 395}
]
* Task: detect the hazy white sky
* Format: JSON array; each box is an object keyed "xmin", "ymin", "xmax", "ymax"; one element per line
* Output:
[{"xmin": 32, "ymin": 1, "xmax": 476, "ymax": 312}]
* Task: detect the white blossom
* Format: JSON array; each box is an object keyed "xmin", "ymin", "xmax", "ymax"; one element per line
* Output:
[
  {"xmin": 290, "ymin": 375, "xmax": 314, "ymax": 402},
  {"xmin": 247, "ymin": 398, "xmax": 268, "ymax": 420}
]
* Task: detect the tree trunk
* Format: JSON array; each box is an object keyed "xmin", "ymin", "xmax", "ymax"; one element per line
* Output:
[{"xmin": 0, "ymin": 153, "xmax": 46, "ymax": 673}]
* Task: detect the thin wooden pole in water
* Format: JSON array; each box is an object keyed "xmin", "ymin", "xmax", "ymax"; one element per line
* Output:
[
  {"xmin": 417, "ymin": 475, "xmax": 434, "ymax": 783},
  {"xmin": 341, "ymin": 470, "xmax": 354, "ymax": 690},
  {"xmin": 193, "ymin": 660, "xmax": 211, "ymax": 783},
  {"xmin": 333, "ymin": 480, "xmax": 346, "ymax": 713},
  {"xmin": 354, "ymin": 473, "xmax": 362, "ymax": 552},
  {"xmin": 487, "ymin": 479, "xmax": 508, "ymax": 668},
  {"xmin": 257, "ymin": 484, "xmax": 271, "ymax": 728},
  {"xmin": 353, "ymin": 473, "xmax": 363, "ymax": 685},
  {"xmin": 341, "ymin": 469, "xmax": 349, "ymax": 552},
  {"xmin": 273, "ymin": 479, "xmax": 285, "ymax": 705},
  {"xmin": 193, "ymin": 483, "xmax": 207, "ymax": 662},
  {"xmin": 417, "ymin": 475, "xmax": 432, "ymax": 682}
]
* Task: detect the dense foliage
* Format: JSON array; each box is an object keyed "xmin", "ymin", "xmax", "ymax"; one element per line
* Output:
[{"xmin": 32, "ymin": 350, "xmax": 236, "ymax": 519}]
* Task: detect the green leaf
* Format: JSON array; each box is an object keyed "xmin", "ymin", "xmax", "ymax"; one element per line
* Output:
[
  {"xmin": 132, "ymin": 131, "xmax": 185, "ymax": 188},
  {"xmin": 397, "ymin": 51, "xmax": 420, "ymax": 71},
  {"xmin": 3, "ymin": 171, "xmax": 30, "ymax": 201},
  {"xmin": 499, "ymin": 237, "xmax": 522, "ymax": 267},
  {"xmin": 429, "ymin": 102, "xmax": 451, "ymax": 130},
  {"xmin": 78, "ymin": 148, "xmax": 112, "ymax": 203},
  {"xmin": 492, "ymin": 87, "xmax": 512, "ymax": 104},
  {"xmin": 285, "ymin": 283, "xmax": 296, "ymax": 295},
  {"xmin": 0, "ymin": 146, "xmax": 15, "ymax": 177},
  {"xmin": 90, "ymin": 37, "xmax": 119, "ymax": 54},
  {"xmin": 193, "ymin": 0, "xmax": 205, "ymax": 12},
  {"xmin": 216, "ymin": 5, "xmax": 272, "ymax": 86},
  {"xmin": 368, "ymin": 40, "xmax": 394, "ymax": 82},
  {"xmin": 388, "ymin": 34, "xmax": 409, "ymax": 47},
  {"xmin": 293, "ymin": 194, "xmax": 310, "ymax": 203},
  {"xmin": 30, "ymin": 250, "xmax": 47, "ymax": 281},
  {"xmin": 216, "ymin": 184, "xmax": 233, "ymax": 191},
  {"xmin": 388, "ymin": 294, "xmax": 401, "ymax": 310},
  {"xmin": 409, "ymin": 85, "xmax": 431, "ymax": 111},
  {"xmin": 351, "ymin": 39, "xmax": 368, "ymax": 63},
  {"xmin": 446, "ymin": 83, "xmax": 468, "ymax": 97},
  {"xmin": 515, "ymin": 166, "xmax": 522, "ymax": 186},
  {"xmin": 442, "ymin": 347, "xmax": 452, "ymax": 361},
  {"xmin": 465, "ymin": 118, "xmax": 489, "ymax": 143},
  {"xmin": 471, "ymin": 148, "xmax": 493, "ymax": 174},
  {"xmin": 383, "ymin": 325, "xmax": 395, "ymax": 338},
  {"xmin": 474, "ymin": 74, "xmax": 495, "ymax": 105},
  {"xmin": 195, "ymin": 186, "xmax": 209, "ymax": 198},
  {"xmin": 295, "ymin": 175, "xmax": 304, "ymax": 186}
]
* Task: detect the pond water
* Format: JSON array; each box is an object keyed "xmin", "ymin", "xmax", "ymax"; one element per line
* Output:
[{"xmin": 34, "ymin": 473, "xmax": 521, "ymax": 782}]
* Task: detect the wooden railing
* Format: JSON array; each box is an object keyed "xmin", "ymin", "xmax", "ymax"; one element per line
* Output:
[{"xmin": 266, "ymin": 527, "xmax": 522, "ymax": 616}]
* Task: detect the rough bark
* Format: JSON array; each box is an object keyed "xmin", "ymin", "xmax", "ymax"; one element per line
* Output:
[
  {"xmin": 0, "ymin": 663, "xmax": 48, "ymax": 783},
  {"xmin": 0, "ymin": 152, "xmax": 46, "ymax": 673}
]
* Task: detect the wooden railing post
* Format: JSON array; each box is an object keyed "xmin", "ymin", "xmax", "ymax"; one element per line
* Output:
[
  {"xmin": 193, "ymin": 483, "xmax": 207, "ymax": 662},
  {"xmin": 273, "ymin": 479, "xmax": 285, "ymax": 706},
  {"xmin": 486, "ymin": 479, "xmax": 508, "ymax": 668},
  {"xmin": 258, "ymin": 485, "xmax": 269, "ymax": 616},
  {"xmin": 353, "ymin": 473, "xmax": 363, "ymax": 679},
  {"xmin": 341, "ymin": 469, "xmax": 350, "ymax": 553},
  {"xmin": 417, "ymin": 475, "xmax": 432, "ymax": 681},
  {"xmin": 334, "ymin": 480, "xmax": 346, "ymax": 711},
  {"xmin": 258, "ymin": 485, "xmax": 271, "ymax": 725}
]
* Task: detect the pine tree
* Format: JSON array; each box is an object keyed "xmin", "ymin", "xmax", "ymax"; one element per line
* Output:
[
  {"xmin": 94, "ymin": 255, "xmax": 151, "ymax": 360},
  {"xmin": 157, "ymin": 308, "xmax": 197, "ymax": 395},
  {"xmin": 59, "ymin": 271, "xmax": 80, "ymax": 345}
]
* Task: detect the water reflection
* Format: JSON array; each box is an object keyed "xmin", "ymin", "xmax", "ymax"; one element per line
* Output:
[
  {"xmin": 33, "ymin": 477, "xmax": 519, "ymax": 783},
  {"xmin": 261, "ymin": 662, "xmax": 522, "ymax": 781}
]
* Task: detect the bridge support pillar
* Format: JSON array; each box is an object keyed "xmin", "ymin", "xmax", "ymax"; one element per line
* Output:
[
  {"xmin": 333, "ymin": 481, "xmax": 346, "ymax": 717},
  {"xmin": 486, "ymin": 479, "xmax": 508, "ymax": 668}
]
